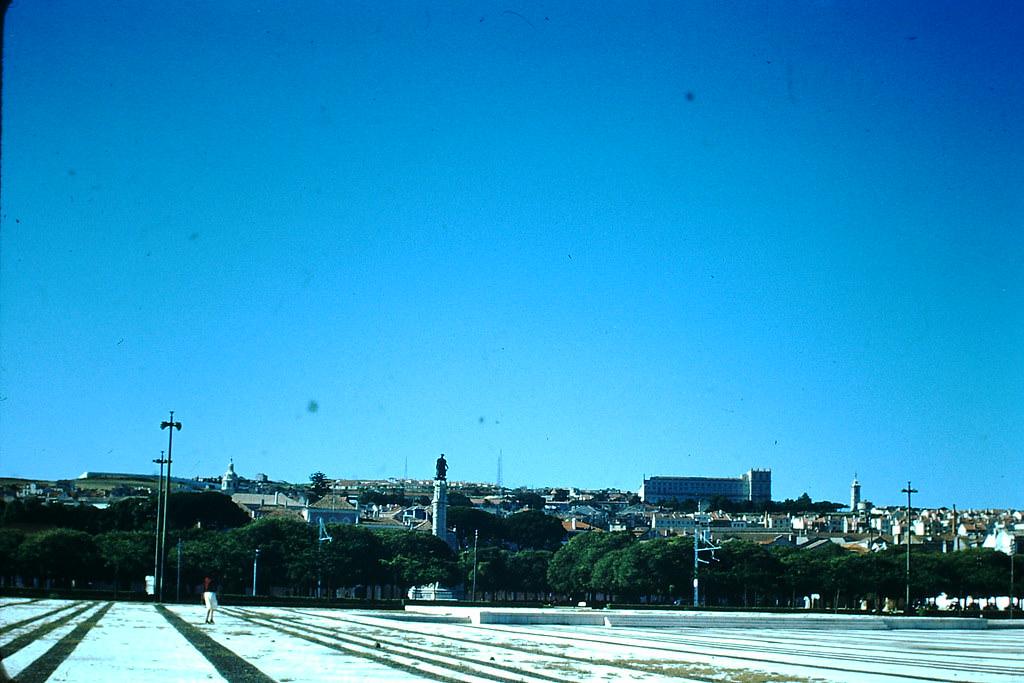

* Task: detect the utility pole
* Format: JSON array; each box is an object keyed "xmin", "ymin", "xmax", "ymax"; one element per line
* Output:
[
  {"xmin": 692, "ymin": 503, "xmax": 719, "ymax": 607},
  {"xmin": 253, "ymin": 548, "xmax": 262, "ymax": 597},
  {"xmin": 693, "ymin": 523, "xmax": 701, "ymax": 606},
  {"xmin": 318, "ymin": 519, "xmax": 332, "ymax": 598},
  {"xmin": 152, "ymin": 450, "xmax": 167, "ymax": 601},
  {"xmin": 472, "ymin": 529, "xmax": 479, "ymax": 602},
  {"xmin": 159, "ymin": 412, "xmax": 182, "ymax": 603},
  {"xmin": 1010, "ymin": 539, "xmax": 1016, "ymax": 619},
  {"xmin": 901, "ymin": 481, "xmax": 918, "ymax": 612}
]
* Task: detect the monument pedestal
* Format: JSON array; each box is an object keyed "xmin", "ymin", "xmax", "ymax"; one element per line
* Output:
[
  {"xmin": 432, "ymin": 478, "xmax": 447, "ymax": 538},
  {"xmin": 407, "ymin": 583, "xmax": 460, "ymax": 600},
  {"xmin": 409, "ymin": 476, "xmax": 459, "ymax": 600}
]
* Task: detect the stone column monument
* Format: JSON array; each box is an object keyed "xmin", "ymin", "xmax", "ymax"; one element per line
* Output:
[
  {"xmin": 432, "ymin": 454, "xmax": 448, "ymax": 539},
  {"xmin": 408, "ymin": 454, "xmax": 457, "ymax": 599}
]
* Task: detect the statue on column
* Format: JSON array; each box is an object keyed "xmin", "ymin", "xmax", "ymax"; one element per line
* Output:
[{"xmin": 435, "ymin": 454, "xmax": 448, "ymax": 481}]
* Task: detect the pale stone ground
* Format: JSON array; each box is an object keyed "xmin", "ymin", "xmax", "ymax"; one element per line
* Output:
[{"xmin": 2, "ymin": 599, "xmax": 1022, "ymax": 682}]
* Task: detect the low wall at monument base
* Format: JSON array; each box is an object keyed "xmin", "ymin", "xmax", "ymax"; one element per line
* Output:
[
  {"xmin": 406, "ymin": 605, "xmax": 604, "ymax": 626},
  {"xmin": 404, "ymin": 605, "xmax": 1012, "ymax": 630}
]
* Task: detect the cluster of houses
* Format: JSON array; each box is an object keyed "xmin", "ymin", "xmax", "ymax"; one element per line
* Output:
[
  {"xmin": 2, "ymin": 468, "xmax": 1020, "ymax": 554},
  {"xmin": 626, "ymin": 506, "xmax": 1022, "ymax": 554}
]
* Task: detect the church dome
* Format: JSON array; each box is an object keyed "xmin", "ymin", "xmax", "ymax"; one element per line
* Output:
[{"xmin": 221, "ymin": 461, "xmax": 239, "ymax": 492}]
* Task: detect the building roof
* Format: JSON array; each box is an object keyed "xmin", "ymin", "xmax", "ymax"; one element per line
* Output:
[
  {"xmin": 359, "ymin": 516, "xmax": 408, "ymax": 528},
  {"xmin": 563, "ymin": 519, "xmax": 602, "ymax": 533},
  {"xmin": 231, "ymin": 492, "xmax": 305, "ymax": 509},
  {"xmin": 309, "ymin": 494, "xmax": 356, "ymax": 510},
  {"xmin": 256, "ymin": 506, "xmax": 305, "ymax": 522}
]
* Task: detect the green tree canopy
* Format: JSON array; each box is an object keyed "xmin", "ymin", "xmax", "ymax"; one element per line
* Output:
[
  {"xmin": 359, "ymin": 488, "xmax": 409, "ymax": 506},
  {"xmin": 505, "ymin": 509, "xmax": 565, "ymax": 551},
  {"xmin": 229, "ymin": 517, "xmax": 316, "ymax": 591},
  {"xmin": 547, "ymin": 531, "xmax": 633, "ymax": 600},
  {"xmin": 939, "ymin": 547, "xmax": 1010, "ymax": 602},
  {"xmin": 94, "ymin": 530, "xmax": 152, "ymax": 591},
  {"xmin": 774, "ymin": 543, "xmax": 848, "ymax": 606},
  {"xmin": 167, "ymin": 492, "xmax": 250, "ymax": 531},
  {"xmin": 377, "ymin": 530, "xmax": 460, "ymax": 591},
  {"xmin": 510, "ymin": 488, "xmax": 546, "ymax": 510},
  {"xmin": 0, "ymin": 528, "xmax": 26, "ymax": 584},
  {"xmin": 309, "ymin": 472, "xmax": 330, "ymax": 498},
  {"xmin": 844, "ymin": 549, "xmax": 901, "ymax": 610},
  {"xmin": 703, "ymin": 539, "xmax": 782, "ymax": 607},
  {"xmin": 606, "ymin": 536, "xmax": 693, "ymax": 603},
  {"xmin": 507, "ymin": 550, "xmax": 553, "ymax": 596},
  {"xmin": 463, "ymin": 546, "xmax": 510, "ymax": 599},
  {"xmin": 17, "ymin": 528, "xmax": 101, "ymax": 587},
  {"xmin": 175, "ymin": 528, "xmax": 251, "ymax": 594},
  {"xmin": 103, "ymin": 497, "xmax": 157, "ymax": 532},
  {"xmin": 447, "ymin": 507, "xmax": 506, "ymax": 548},
  {"xmin": 447, "ymin": 491, "xmax": 473, "ymax": 507},
  {"xmin": 320, "ymin": 524, "xmax": 384, "ymax": 590}
]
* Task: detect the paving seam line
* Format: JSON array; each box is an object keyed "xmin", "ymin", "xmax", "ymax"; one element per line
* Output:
[
  {"xmin": 1, "ymin": 602, "xmax": 97, "ymax": 661},
  {"xmin": 155, "ymin": 605, "xmax": 277, "ymax": 683},
  {"xmin": 475, "ymin": 624, "xmax": 990, "ymax": 683},
  {"xmin": 226, "ymin": 608, "xmax": 472, "ymax": 683},
  {"xmin": 228, "ymin": 607, "xmax": 522, "ymax": 683},
  {"xmin": 11, "ymin": 602, "xmax": 113, "ymax": 683}
]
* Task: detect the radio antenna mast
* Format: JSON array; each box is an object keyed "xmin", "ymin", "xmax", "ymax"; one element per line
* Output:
[{"xmin": 497, "ymin": 449, "xmax": 504, "ymax": 489}]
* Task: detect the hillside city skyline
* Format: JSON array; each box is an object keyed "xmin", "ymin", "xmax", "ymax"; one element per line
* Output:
[{"xmin": 3, "ymin": 460, "xmax": 1015, "ymax": 513}]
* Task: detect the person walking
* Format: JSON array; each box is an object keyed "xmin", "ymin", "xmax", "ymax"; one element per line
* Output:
[{"xmin": 203, "ymin": 577, "xmax": 218, "ymax": 624}]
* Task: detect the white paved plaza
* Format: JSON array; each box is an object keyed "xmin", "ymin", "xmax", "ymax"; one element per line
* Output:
[{"xmin": 2, "ymin": 598, "xmax": 1021, "ymax": 682}]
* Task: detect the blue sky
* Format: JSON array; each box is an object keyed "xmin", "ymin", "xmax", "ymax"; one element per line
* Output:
[{"xmin": 1, "ymin": 1, "xmax": 1021, "ymax": 509}]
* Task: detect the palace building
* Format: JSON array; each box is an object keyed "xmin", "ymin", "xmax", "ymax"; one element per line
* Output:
[{"xmin": 640, "ymin": 469, "xmax": 771, "ymax": 505}]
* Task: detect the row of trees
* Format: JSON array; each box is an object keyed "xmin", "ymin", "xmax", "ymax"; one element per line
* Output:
[
  {"xmin": 4, "ymin": 521, "xmax": 1016, "ymax": 610},
  {"xmin": 0, "ymin": 493, "xmax": 251, "ymax": 535},
  {"xmin": 545, "ymin": 533, "xmax": 1020, "ymax": 610},
  {"xmin": 658, "ymin": 493, "xmax": 844, "ymax": 514},
  {"xmin": 2, "ymin": 494, "xmax": 1019, "ymax": 611},
  {"xmin": 0, "ymin": 495, "xmax": 564, "ymax": 599},
  {"xmin": 0, "ymin": 519, "xmax": 460, "ymax": 598}
]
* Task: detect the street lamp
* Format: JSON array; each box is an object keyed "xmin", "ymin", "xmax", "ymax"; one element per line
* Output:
[
  {"xmin": 901, "ymin": 481, "xmax": 918, "ymax": 612},
  {"xmin": 159, "ymin": 412, "xmax": 181, "ymax": 603},
  {"xmin": 471, "ymin": 529, "xmax": 479, "ymax": 602},
  {"xmin": 1010, "ymin": 537, "xmax": 1017, "ymax": 619},
  {"xmin": 152, "ymin": 450, "xmax": 167, "ymax": 601},
  {"xmin": 253, "ymin": 549, "xmax": 262, "ymax": 597}
]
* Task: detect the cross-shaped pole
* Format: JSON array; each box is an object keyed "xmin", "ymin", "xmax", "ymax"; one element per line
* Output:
[{"xmin": 901, "ymin": 481, "xmax": 918, "ymax": 612}]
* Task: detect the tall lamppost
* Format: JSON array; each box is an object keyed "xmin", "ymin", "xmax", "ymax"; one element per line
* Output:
[
  {"xmin": 152, "ymin": 450, "xmax": 167, "ymax": 601},
  {"xmin": 159, "ymin": 412, "xmax": 182, "ymax": 603},
  {"xmin": 1009, "ymin": 536, "xmax": 1016, "ymax": 619},
  {"xmin": 253, "ymin": 548, "xmax": 262, "ymax": 597},
  {"xmin": 901, "ymin": 481, "xmax": 918, "ymax": 612},
  {"xmin": 471, "ymin": 529, "xmax": 479, "ymax": 602}
]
